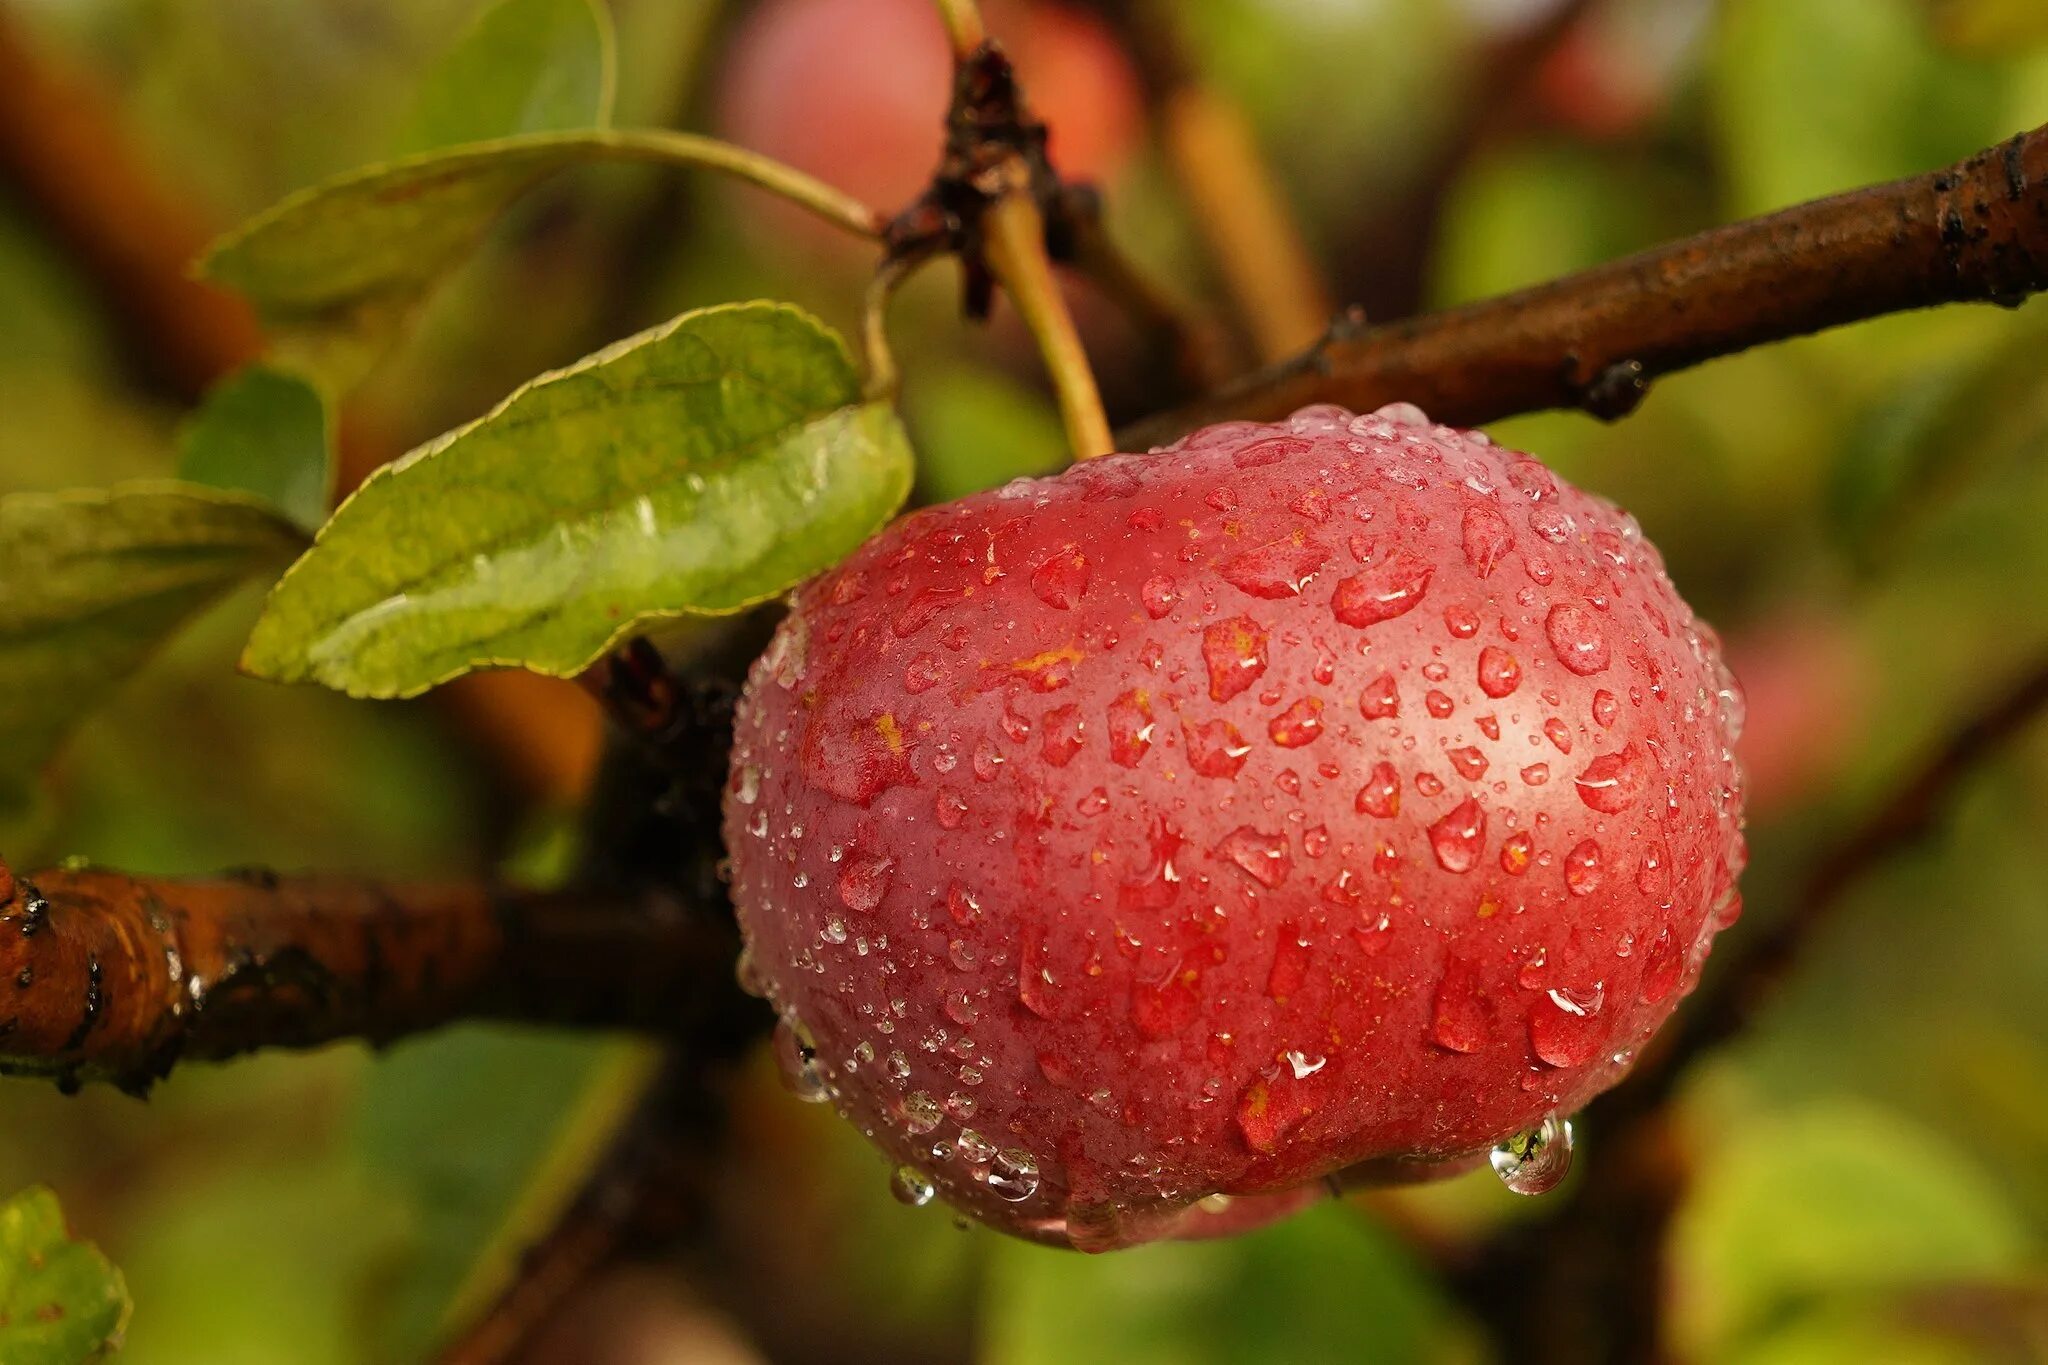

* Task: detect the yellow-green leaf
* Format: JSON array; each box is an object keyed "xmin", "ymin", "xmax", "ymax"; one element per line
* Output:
[
  {"xmin": 242, "ymin": 302, "xmax": 913, "ymax": 699},
  {"xmin": 198, "ymin": 129, "xmax": 871, "ymax": 392},
  {"xmin": 0, "ymin": 484, "xmax": 307, "ymax": 812},
  {"xmin": 392, "ymin": 0, "xmax": 616, "ymax": 157},
  {"xmin": 0, "ymin": 1186, "xmax": 130, "ymax": 1364}
]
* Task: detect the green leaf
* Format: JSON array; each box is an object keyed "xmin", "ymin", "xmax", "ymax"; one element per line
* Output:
[
  {"xmin": 199, "ymin": 134, "xmax": 598, "ymax": 390},
  {"xmin": 243, "ymin": 301, "xmax": 914, "ymax": 699},
  {"xmin": 1825, "ymin": 312, "xmax": 2048, "ymax": 565},
  {"xmin": 983, "ymin": 1205, "xmax": 1450, "ymax": 1365},
  {"xmin": 393, "ymin": 0, "xmax": 616, "ymax": 157},
  {"xmin": 200, "ymin": 128, "xmax": 859, "ymax": 392},
  {"xmin": 1711, "ymin": 0, "xmax": 2013, "ymax": 218},
  {"xmin": 0, "ymin": 484, "xmax": 306, "ymax": 813},
  {"xmin": 0, "ymin": 1186, "xmax": 130, "ymax": 1364},
  {"xmin": 176, "ymin": 365, "xmax": 333, "ymax": 532},
  {"xmin": 1668, "ymin": 1099, "xmax": 2033, "ymax": 1361},
  {"xmin": 355, "ymin": 1029, "xmax": 658, "ymax": 1360}
]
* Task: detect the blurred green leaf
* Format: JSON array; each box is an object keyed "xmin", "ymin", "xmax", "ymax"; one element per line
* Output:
[
  {"xmin": 983, "ymin": 1205, "xmax": 1451, "ymax": 1365},
  {"xmin": 1668, "ymin": 1099, "xmax": 2034, "ymax": 1361},
  {"xmin": 908, "ymin": 365, "xmax": 1067, "ymax": 504},
  {"xmin": 200, "ymin": 135, "xmax": 600, "ymax": 389},
  {"xmin": 176, "ymin": 366, "xmax": 333, "ymax": 532},
  {"xmin": 1722, "ymin": 1298, "xmax": 2009, "ymax": 1365},
  {"xmin": 355, "ymin": 1029, "xmax": 657, "ymax": 1361},
  {"xmin": 1826, "ymin": 314, "xmax": 2048, "ymax": 565},
  {"xmin": 0, "ymin": 484, "xmax": 305, "ymax": 814},
  {"xmin": 243, "ymin": 302, "xmax": 913, "ymax": 699},
  {"xmin": 0, "ymin": 1186, "xmax": 128, "ymax": 1364},
  {"xmin": 199, "ymin": 128, "xmax": 858, "ymax": 391},
  {"xmin": 393, "ymin": 0, "xmax": 616, "ymax": 156},
  {"xmin": 1712, "ymin": 0, "xmax": 2013, "ymax": 218}
]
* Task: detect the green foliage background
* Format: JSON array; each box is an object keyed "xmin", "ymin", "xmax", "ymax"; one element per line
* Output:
[{"xmin": 0, "ymin": 0, "xmax": 2044, "ymax": 1361}]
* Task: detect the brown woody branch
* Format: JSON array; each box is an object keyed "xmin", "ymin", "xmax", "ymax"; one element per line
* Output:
[
  {"xmin": 1119, "ymin": 122, "xmax": 2048, "ymax": 450},
  {"xmin": 0, "ymin": 855, "xmax": 737, "ymax": 1095}
]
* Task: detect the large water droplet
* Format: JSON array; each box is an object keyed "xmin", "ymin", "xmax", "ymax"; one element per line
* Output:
[
  {"xmin": 1428, "ymin": 798, "xmax": 1487, "ymax": 873},
  {"xmin": 1449, "ymin": 746, "xmax": 1489, "ymax": 780},
  {"xmin": 1267, "ymin": 925, "xmax": 1311, "ymax": 1000},
  {"xmin": 1183, "ymin": 718, "xmax": 1251, "ymax": 778},
  {"xmin": 1490, "ymin": 1114, "xmax": 1573, "ymax": 1195},
  {"xmin": 1332, "ymin": 550, "xmax": 1434, "ymax": 627},
  {"xmin": 1360, "ymin": 672, "xmax": 1400, "ymax": 719},
  {"xmin": 1220, "ymin": 535, "xmax": 1330, "ymax": 598},
  {"xmin": 1432, "ymin": 957, "xmax": 1487, "ymax": 1052},
  {"xmin": 902, "ymin": 1091, "xmax": 943, "ymax": 1136},
  {"xmin": 734, "ymin": 947, "xmax": 768, "ymax": 999},
  {"xmin": 1575, "ymin": 743, "xmax": 1649, "ymax": 813},
  {"xmin": 773, "ymin": 1017, "xmax": 830, "ymax": 1103},
  {"xmin": 837, "ymin": 852, "xmax": 893, "ymax": 912},
  {"xmin": 1030, "ymin": 545, "xmax": 1090, "ymax": 608},
  {"xmin": 1106, "ymin": 690, "xmax": 1155, "ymax": 767},
  {"xmin": 1041, "ymin": 704, "xmax": 1085, "ymax": 767},
  {"xmin": 1268, "ymin": 698, "xmax": 1325, "ymax": 747},
  {"xmin": 1478, "ymin": 645, "xmax": 1522, "ymax": 699},
  {"xmin": 1355, "ymin": 761, "xmax": 1401, "ymax": 818},
  {"xmin": 1564, "ymin": 839, "xmax": 1603, "ymax": 896},
  {"xmin": 1530, "ymin": 982, "xmax": 1605, "ymax": 1066},
  {"xmin": 987, "ymin": 1149, "xmax": 1041, "ymax": 1202},
  {"xmin": 1462, "ymin": 504, "xmax": 1514, "ymax": 578},
  {"xmin": 1202, "ymin": 616, "xmax": 1270, "ymax": 701},
  {"xmin": 891, "ymin": 1165, "xmax": 937, "ymax": 1207},
  {"xmin": 1216, "ymin": 827, "xmax": 1291, "ymax": 888},
  {"xmin": 1545, "ymin": 602, "xmax": 1611, "ymax": 675},
  {"xmin": 1142, "ymin": 574, "xmax": 1181, "ymax": 619}
]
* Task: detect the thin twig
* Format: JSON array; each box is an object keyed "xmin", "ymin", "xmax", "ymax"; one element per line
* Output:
[
  {"xmin": 1119, "ymin": 123, "xmax": 2048, "ymax": 449},
  {"xmin": 983, "ymin": 159, "xmax": 1115, "ymax": 457},
  {"xmin": 0, "ymin": 856, "xmax": 737, "ymax": 1094},
  {"xmin": 1337, "ymin": 0, "xmax": 1602, "ymax": 321},
  {"xmin": 1052, "ymin": 183, "xmax": 1232, "ymax": 391},
  {"xmin": 1105, "ymin": 0, "xmax": 1332, "ymax": 363}
]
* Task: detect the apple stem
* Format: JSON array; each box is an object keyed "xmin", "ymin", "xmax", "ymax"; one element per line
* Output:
[
  {"xmin": 982, "ymin": 158, "xmax": 1116, "ymax": 458},
  {"xmin": 930, "ymin": 0, "xmax": 988, "ymax": 59},
  {"xmin": 860, "ymin": 253, "xmax": 931, "ymax": 400}
]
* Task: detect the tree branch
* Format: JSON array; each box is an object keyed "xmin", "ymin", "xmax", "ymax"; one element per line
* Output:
[
  {"xmin": 1119, "ymin": 123, "xmax": 2048, "ymax": 449},
  {"xmin": 0, "ymin": 856, "xmax": 736, "ymax": 1095}
]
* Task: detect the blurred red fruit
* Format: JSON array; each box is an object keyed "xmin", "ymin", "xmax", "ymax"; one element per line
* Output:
[
  {"xmin": 718, "ymin": 0, "xmax": 1143, "ymax": 233},
  {"xmin": 1725, "ymin": 607, "xmax": 1870, "ymax": 812}
]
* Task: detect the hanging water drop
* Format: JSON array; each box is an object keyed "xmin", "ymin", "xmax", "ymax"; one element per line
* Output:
[
  {"xmin": 987, "ymin": 1149, "xmax": 1042, "ymax": 1202},
  {"xmin": 891, "ymin": 1165, "xmax": 937, "ymax": 1207},
  {"xmin": 1490, "ymin": 1114, "xmax": 1574, "ymax": 1195},
  {"xmin": 772, "ymin": 1017, "xmax": 830, "ymax": 1103}
]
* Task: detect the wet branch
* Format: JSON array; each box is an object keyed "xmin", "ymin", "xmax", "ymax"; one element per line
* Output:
[
  {"xmin": 0, "ymin": 856, "xmax": 736, "ymax": 1095},
  {"xmin": 1119, "ymin": 122, "xmax": 2048, "ymax": 449}
]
